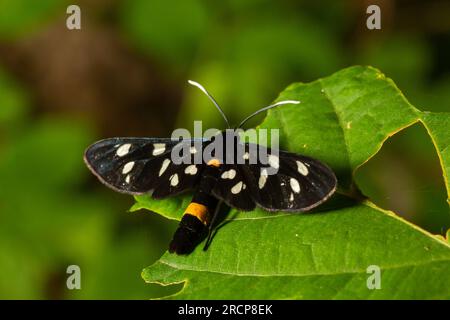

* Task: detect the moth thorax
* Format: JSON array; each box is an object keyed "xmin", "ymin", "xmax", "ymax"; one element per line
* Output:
[{"xmin": 221, "ymin": 130, "xmax": 241, "ymax": 164}]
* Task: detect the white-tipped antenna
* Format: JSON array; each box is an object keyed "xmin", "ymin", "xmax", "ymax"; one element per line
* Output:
[
  {"xmin": 237, "ymin": 100, "xmax": 300, "ymax": 128},
  {"xmin": 188, "ymin": 80, "xmax": 230, "ymax": 128}
]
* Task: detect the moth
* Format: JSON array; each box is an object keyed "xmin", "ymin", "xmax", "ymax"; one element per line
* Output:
[{"xmin": 84, "ymin": 81, "xmax": 337, "ymax": 254}]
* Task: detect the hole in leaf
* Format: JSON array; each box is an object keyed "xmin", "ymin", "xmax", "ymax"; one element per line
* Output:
[{"xmin": 355, "ymin": 122, "xmax": 450, "ymax": 235}]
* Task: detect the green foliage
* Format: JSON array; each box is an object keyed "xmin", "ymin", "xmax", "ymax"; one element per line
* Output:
[
  {"xmin": 0, "ymin": 0, "xmax": 66, "ymax": 39},
  {"xmin": 0, "ymin": 69, "xmax": 175, "ymax": 299},
  {"xmin": 135, "ymin": 66, "xmax": 450, "ymax": 299},
  {"xmin": 121, "ymin": 0, "xmax": 209, "ymax": 70},
  {"xmin": 420, "ymin": 112, "xmax": 450, "ymax": 203},
  {"xmin": 120, "ymin": 1, "xmax": 346, "ymax": 130},
  {"xmin": 0, "ymin": 70, "xmax": 28, "ymax": 141}
]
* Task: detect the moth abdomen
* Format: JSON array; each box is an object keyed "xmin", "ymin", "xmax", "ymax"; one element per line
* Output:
[
  {"xmin": 169, "ymin": 194, "xmax": 219, "ymax": 254},
  {"xmin": 169, "ymin": 213, "xmax": 208, "ymax": 254}
]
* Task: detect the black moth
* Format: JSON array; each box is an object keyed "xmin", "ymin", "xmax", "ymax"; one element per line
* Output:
[{"xmin": 84, "ymin": 81, "xmax": 337, "ymax": 254}]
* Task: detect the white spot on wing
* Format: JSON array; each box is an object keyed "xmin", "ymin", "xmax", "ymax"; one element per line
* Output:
[
  {"xmin": 289, "ymin": 193, "xmax": 294, "ymax": 201},
  {"xmin": 190, "ymin": 146, "xmax": 197, "ymax": 154},
  {"xmin": 125, "ymin": 175, "xmax": 131, "ymax": 184},
  {"xmin": 296, "ymin": 160, "xmax": 309, "ymax": 176},
  {"xmin": 170, "ymin": 173, "xmax": 179, "ymax": 186},
  {"xmin": 268, "ymin": 154, "xmax": 279, "ymax": 169},
  {"xmin": 152, "ymin": 143, "xmax": 166, "ymax": 156},
  {"xmin": 185, "ymin": 165, "xmax": 198, "ymax": 175},
  {"xmin": 122, "ymin": 161, "xmax": 135, "ymax": 174},
  {"xmin": 243, "ymin": 152, "xmax": 249, "ymax": 160},
  {"xmin": 221, "ymin": 169, "xmax": 236, "ymax": 180},
  {"xmin": 231, "ymin": 181, "xmax": 243, "ymax": 194},
  {"xmin": 159, "ymin": 159, "xmax": 171, "ymax": 176},
  {"xmin": 290, "ymin": 178, "xmax": 300, "ymax": 193},
  {"xmin": 259, "ymin": 169, "xmax": 268, "ymax": 189},
  {"xmin": 116, "ymin": 144, "xmax": 131, "ymax": 157}
]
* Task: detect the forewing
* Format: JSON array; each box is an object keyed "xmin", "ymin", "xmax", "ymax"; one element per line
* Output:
[{"xmin": 84, "ymin": 137, "xmax": 206, "ymax": 196}]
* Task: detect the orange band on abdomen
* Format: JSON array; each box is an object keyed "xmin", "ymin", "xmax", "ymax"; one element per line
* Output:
[{"xmin": 184, "ymin": 202, "xmax": 209, "ymax": 225}]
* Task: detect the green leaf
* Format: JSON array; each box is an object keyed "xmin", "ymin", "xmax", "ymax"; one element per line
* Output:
[
  {"xmin": 420, "ymin": 112, "xmax": 450, "ymax": 204},
  {"xmin": 143, "ymin": 202, "xmax": 450, "ymax": 299},
  {"xmin": 259, "ymin": 66, "xmax": 419, "ymax": 190},
  {"xmin": 135, "ymin": 66, "xmax": 450, "ymax": 299}
]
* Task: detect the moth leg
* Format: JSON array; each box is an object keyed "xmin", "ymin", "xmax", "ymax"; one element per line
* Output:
[{"xmin": 203, "ymin": 200, "xmax": 223, "ymax": 251}]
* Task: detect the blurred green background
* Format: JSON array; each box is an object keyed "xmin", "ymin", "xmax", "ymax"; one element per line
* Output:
[{"xmin": 0, "ymin": 0, "xmax": 449, "ymax": 299}]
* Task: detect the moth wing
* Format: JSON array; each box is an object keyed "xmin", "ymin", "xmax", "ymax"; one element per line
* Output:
[
  {"xmin": 84, "ymin": 137, "xmax": 206, "ymax": 196},
  {"xmin": 211, "ymin": 164, "xmax": 256, "ymax": 211},
  {"xmin": 244, "ymin": 145, "xmax": 337, "ymax": 211},
  {"xmin": 151, "ymin": 140, "xmax": 208, "ymax": 198}
]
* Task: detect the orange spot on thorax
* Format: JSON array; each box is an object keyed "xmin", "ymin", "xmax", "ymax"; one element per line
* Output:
[{"xmin": 207, "ymin": 158, "xmax": 221, "ymax": 167}]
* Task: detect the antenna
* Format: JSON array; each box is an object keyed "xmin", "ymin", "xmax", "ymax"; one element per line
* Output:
[
  {"xmin": 237, "ymin": 100, "xmax": 300, "ymax": 129},
  {"xmin": 188, "ymin": 80, "xmax": 230, "ymax": 128}
]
